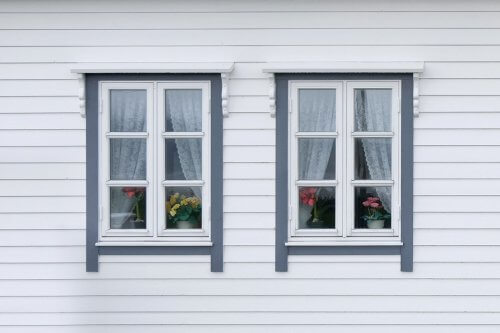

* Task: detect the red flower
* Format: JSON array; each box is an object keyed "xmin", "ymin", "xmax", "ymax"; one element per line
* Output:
[
  {"xmin": 299, "ymin": 187, "xmax": 317, "ymax": 206},
  {"xmin": 122, "ymin": 187, "xmax": 144, "ymax": 199}
]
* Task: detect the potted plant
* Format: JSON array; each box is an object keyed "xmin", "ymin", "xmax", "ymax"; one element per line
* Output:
[
  {"xmin": 299, "ymin": 187, "xmax": 334, "ymax": 228},
  {"xmin": 120, "ymin": 187, "xmax": 146, "ymax": 229},
  {"xmin": 166, "ymin": 192, "xmax": 201, "ymax": 229},
  {"xmin": 361, "ymin": 196, "xmax": 390, "ymax": 229}
]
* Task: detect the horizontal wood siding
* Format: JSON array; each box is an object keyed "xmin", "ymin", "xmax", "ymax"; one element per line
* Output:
[{"xmin": 1, "ymin": 0, "xmax": 500, "ymax": 332}]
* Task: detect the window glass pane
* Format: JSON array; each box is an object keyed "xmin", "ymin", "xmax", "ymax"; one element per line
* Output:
[
  {"xmin": 298, "ymin": 186, "xmax": 335, "ymax": 229},
  {"xmin": 355, "ymin": 138, "xmax": 392, "ymax": 180},
  {"xmin": 354, "ymin": 187, "xmax": 391, "ymax": 229},
  {"xmin": 165, "ymin": 187, "xmax": 202, "ymax": 229},
  {"xmin": 165, "ymin": 138, "xmax": 202, "ymax": 180},
  {"xmin": 110, "ymin": 187, "xmax": 146, "ymax": 229},
  {"xmin": 354, "ymin": 89, "xmax": 391, "ymax": 132},
  {"xmin": 110, "ymin": 138, "xmax": 146, "ymax": 180},
  {"xmin": 299, "ymin": 89, "xmax": 336, "ymax": 132},
  {"xmin": 165, "ymin": 89, "xmax": 202, "ymax": 132},
  {"xmin": 298, "ymin": 138, "xmax": 335, "ymax": 180},
  {"xmin": 110, "ymin": 90, "xmax": 147, "ymax": 132}
]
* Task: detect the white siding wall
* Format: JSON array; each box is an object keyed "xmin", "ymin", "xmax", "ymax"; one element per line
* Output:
[{"xmin": 1, "ymin": 0, "xmax": 500, "ymax": 332}]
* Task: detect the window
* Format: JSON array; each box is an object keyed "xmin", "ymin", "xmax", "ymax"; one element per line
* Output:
[
  {"xmin": 274, "ymin": 73, "xmax": 413, "ymax": 272},
  {"xmin": 84, "ymin": 73, "xmax": 224, "ymax": 273},
  {"xmin": 289, "ymin": 81, "xmax": 400, "ymax": 242},
  {"xmin": 100, "ymin": 81, "xmax": 211, "ymax": 241}
]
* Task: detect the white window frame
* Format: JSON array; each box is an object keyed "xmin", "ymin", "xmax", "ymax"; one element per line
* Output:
[
  {"xmin": 289, "ymin": 81, "xmax": 343, "ymax": 238},
  {"xmin": 288, "ymin": 80, "xmax": 401, "ymax": 244},
  {"xmin": 157, "ymin": 82, "xmax": 211, "ymax": 239},
  {"xmin": 98, "ymin": 81, "xmax": 211, "ymax": 243}
]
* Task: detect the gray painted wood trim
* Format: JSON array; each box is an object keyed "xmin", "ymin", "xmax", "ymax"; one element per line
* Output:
[
  {"xmin": 86, "ymin": 74, "xmax": 99, "ymax": 273},
  {"xmin": 99, "ymin": 246, "xmax": 211, "ymax": 255},
  {"xmin": 288, "ymin": 246, "xmax": 401, "ymax": 256},
  {"xmin": 275, "ymin": 73, "xmax": 414, "ymax": 272},
  {"xmin": 275, "ymin": 76, "xmax": 289, "ymax": 272},
  {"xmin": 85, "ymin": 73, "xmax": 223, "ymax": 272},
  {"xmin": 400, "ymin": 75, "xmax": 414, "ymax": 272}
]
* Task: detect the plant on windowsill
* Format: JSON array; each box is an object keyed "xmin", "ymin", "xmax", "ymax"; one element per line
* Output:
[
  {"xmin": 361, "ymin": 196, "xmax": 390, "ymax": 229},
  {"xmin": 166, "ymin": 193, "xmax": 202, "ymax": 229},
  {"xmin": 300, "ymin": 187, "xmax": 334, "ymax": 228},
  {"xmin": 121, "ymin": 187, "xmax": 146, "ymax": 229}
]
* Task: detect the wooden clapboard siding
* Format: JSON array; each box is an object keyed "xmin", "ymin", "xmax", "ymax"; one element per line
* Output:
[{"xmin": 0, "ymin": 0, "xmax": 500, "ymax": 332}]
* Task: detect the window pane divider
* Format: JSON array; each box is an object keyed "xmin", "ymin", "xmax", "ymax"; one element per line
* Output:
[
  {"xmin": 296, "ymin": 131, "xmax": 337, "ymax": 138},
  {"xmin": 106, "ymin": 180, "xmax": 149, "ymax": 186},
  {"xmin": 351, "ymin": 131, "xmax": 393, "ymax": 137},
  {"xmin": 162, "ymin": 132, "xmax": 204, "ymax": 138},
  {"xmin": 106, "ymin": 132, "xmax": 148, "ymax": 138},
  {"xmin": 296, "ymin": 180, "xmax": 338, "ymax": 186},
  {"xmin": 162, "ymin": 180, "xmax": 205, "ymax": 186},
  {"xmin": 351, "ymin": 180, "xmax": 394, "ymax": 186}
]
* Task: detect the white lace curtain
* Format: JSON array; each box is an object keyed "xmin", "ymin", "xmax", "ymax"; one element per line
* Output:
[
  {"xmin": 354, "ymin": 89, "xmax": 392, "ymax": 211},
  {"xmin": 110, "ymin": 90, "xmax": 147, "ymax": 228},
  {"xmin": 298, "ymin": 89, "xmax": 336, "ymax": 181},
  {"xmin": 165, "ymin": 90, "xmax": 202, "ymax": 197}
]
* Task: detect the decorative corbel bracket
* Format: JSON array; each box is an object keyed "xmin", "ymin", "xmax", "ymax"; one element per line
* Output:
[
  {"xmin": 268, "ymin": 73, "xmax": 276, "ymax": 117},
  {"xmin": 413, "ymin": 73, "xmax": 419, "ymax": 118},
  {"xmin": 77, "ymin": 74, "xmax": 86, "ymax": 118},
  {"xmin": 221, "ymin": 73, "xmax": 229, "ymax": 117}
]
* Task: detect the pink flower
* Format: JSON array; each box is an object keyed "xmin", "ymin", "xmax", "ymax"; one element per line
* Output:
[
  {"xmin": 299, "ymin": 187, "xmax": 317, "ymax": 206},
  {"xmin": 370, "ymin": 202, "xmax": 380, "ymax": 208},
  {"xmin": 362, "ymin": 200, "xmax": 371, "ymax": 207},
  {"xmin": 122, "ymin": 187, "xmax": 144, "ymax": 199}
]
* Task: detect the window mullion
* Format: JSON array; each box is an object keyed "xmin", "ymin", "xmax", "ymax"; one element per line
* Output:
[
  {"xmin": 342, "ymin": 80, "xmax": 348, "ymax": 238},
  {"xmin": 152, "ymin": 81, "xmax": 158, "ymax": 238}
]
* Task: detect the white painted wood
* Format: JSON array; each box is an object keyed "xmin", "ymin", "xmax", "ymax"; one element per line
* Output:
[
  {"xmin": 263, "ymin": 61, "xmax": 425, "ymax": 73},
  {"xmin": 77, "ymin": 74, "xmax": 85, "ymax": 117},
  {"xmin": 1, "ymin": 1, "xmax": 500, "ymax": 331},
  {"xmin": 4, "ymin": 12, "xmax": 500, "ymax": 30},
  {"xmin": 71, "ymin": 62, "xmax": 234, "ymax": 73}
]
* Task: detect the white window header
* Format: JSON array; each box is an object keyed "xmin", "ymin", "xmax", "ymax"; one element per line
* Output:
[
  {"xmin": 71, "ymin": 62, "xmax": 234, "ymax": 74},
  {"xmin": 262, "ymin": 62, "xmax": 424, "ymax": 74}
]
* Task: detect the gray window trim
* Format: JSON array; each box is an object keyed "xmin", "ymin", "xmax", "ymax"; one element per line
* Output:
[
  {"xmin": 86, "ymin": 73, "xmax": 223, "ymax": 273},
  {"xmin": 275, "ymin": 73, "xmax": 413, "ymax": 272}
]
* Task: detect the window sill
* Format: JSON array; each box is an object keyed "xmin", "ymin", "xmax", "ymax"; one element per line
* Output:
[
  {"xmin": 285, "ymin": 241, "xmax": 403, "ymax": 247},
  {"xmin": 96, "ymin": 241, "xmax": 213, "ymax": 247}
]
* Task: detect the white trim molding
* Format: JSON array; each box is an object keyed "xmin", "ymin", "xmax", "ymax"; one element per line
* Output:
[
  {"xmin": 413, "ymin": 73, "xmax": 420, "ymax": 117},
  {"xmin": 71, "ymin": 62, "xmax": 234, "ymax": 74},
  {"xmin": 262, "ymin": 61, "xmax": 424, "ymax": 74},
  {"xmin": 77, "ymin": 74, "xmax": 86, "ymax": 118},
  {"xmin": 221, "ymin": 73, "xmax": 230, "ymax": 117},
  {"xmin": 268, "ymin": 73, "xmax": 276, "ymax": 117}
]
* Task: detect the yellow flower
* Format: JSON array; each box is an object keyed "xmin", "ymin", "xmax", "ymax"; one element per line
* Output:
[
  {"xmin": 181, "ymin": 198, "xmax": 188, "ymax": 206},
  {"xmin": 169, "ymin": 203, "xmax": 180, "ymax": 217},
  {"xmin": 190, "ymin": 197, "xmax": 200, "ymax": 208}
]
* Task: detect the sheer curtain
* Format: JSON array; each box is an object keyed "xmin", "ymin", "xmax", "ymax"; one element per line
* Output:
[
  {"xmin": 166, "ymin": 90, "xmax": 202, "ymax": 196},
  {"xmin": 110, "ymin": 90, "xmax": 147, "ymax": 228},
  {"xmin": 355, "ymin": 89, "xmax": 392, "ymax": 211},
  {"xmin": 299, "ymin": 89, "xmax": 336, "ymax": 180}
]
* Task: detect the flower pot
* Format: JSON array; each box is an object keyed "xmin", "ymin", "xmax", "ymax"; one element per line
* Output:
[
  {"xmin": 176, "ymin": 220, "xmax": 195, "ymax": 229},
  {"xmin": 306, "ymin": 217, "xmax": 326, "ymax": 228},
  {"xmin": 366, "ymin": 219, "xmax": 385, "ymax": 229},
  {"xmin": 121, "ymin": 219, "xmax": 145, "ymax": 229}
]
